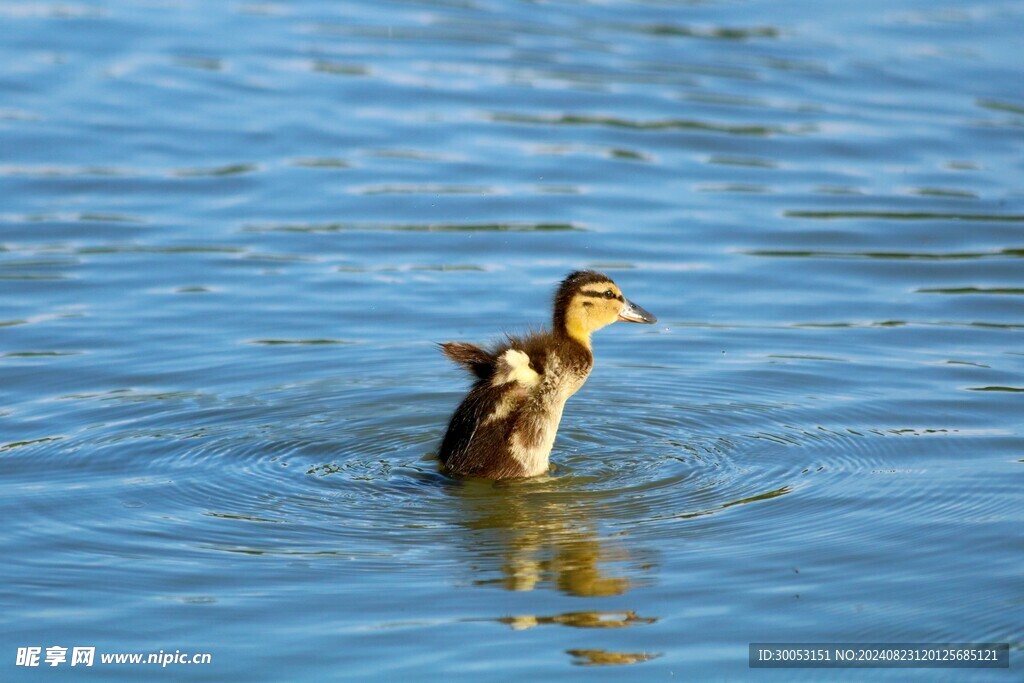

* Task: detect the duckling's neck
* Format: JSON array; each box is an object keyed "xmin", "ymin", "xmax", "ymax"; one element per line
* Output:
[{"xmin": 555, "ymin": 311, "xmax": 592, "ymax": 350}]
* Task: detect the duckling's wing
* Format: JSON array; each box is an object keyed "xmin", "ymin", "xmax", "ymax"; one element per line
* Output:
[
  {"xmin": 439, "ymin": 342, "xmax": 495, "ymax": 379},
  {"xmin": 491, "ymin": 349, "xmax": 541, "ymax": 388}
]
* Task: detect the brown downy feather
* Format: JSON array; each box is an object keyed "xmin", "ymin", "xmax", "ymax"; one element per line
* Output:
[{"xmin": 439, "ymin": 341, "xmax": 495, "ymax": 380}]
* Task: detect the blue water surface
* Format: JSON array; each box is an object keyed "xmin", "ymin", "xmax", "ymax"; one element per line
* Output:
[{"xmin": 1, "ymin": 0, "xmax": 1022, "ymax": 680}]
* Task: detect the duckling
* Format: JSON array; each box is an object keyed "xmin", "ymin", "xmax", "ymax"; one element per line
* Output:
[{"xmin": 438, "ymin": 270, "xmax": 656, "ymax": 479}]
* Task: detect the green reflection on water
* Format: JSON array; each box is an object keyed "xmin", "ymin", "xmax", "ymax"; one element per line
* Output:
[
  {"xmin": 491, "ymin": 112, "xmax": 789, "ymax": 136},
  {"xmin": 785, "ymin": 210, "xmax": 1024, "ymax": 221}
]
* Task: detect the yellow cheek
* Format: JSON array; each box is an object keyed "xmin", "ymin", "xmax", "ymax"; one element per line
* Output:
[
  {"xmin": 598, "ymin": 301, "xmax": 618, "ymax": 324},
  {"xmin": 586, "ymin": 302, "xmax": 615, "ymax": 327}
]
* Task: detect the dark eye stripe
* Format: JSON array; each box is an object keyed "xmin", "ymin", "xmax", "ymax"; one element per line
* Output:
[{"xmin": 580, "ymin": 290, "xmax": 625, "ymax": 302}]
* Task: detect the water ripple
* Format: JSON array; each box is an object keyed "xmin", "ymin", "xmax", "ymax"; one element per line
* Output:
[
  {"xmin": 743, "ymin": 247, "xmax": 1024, "ymax": 260},
  {"xmin": 491, "ymin": 112, "xmax": 800, "ymax": 136},
  {"xmin": 243, "ymin": 222, "xmax": 584, "ymax": 233},
  {"xmin": 785, "ymin": 210, "xmax": 1024, "ymax": 222}
]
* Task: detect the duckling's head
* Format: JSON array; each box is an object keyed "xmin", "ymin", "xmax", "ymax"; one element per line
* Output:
[{"xmin": 553, "ymin": 270, "xmax": 657, "ymax": 347}]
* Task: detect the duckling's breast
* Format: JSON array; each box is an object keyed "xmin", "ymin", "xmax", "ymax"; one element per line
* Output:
[{"xmin": 506, "ymin": 353, "xmax": 591, "ymax": 475}]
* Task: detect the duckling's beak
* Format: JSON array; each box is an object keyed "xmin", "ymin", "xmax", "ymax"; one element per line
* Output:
[{"xmin": 618, "ymin": 298, "xmax": 657, "ymax": 324}]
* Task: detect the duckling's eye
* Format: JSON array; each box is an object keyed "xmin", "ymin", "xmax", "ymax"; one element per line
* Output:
[{"xmin": 603, "ymin": 290, "xmax": 615, "ymax": 299}]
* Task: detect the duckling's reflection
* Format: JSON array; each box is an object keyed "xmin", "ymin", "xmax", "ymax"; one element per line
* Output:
[{"xmin": 447, "ymin": 479, "xmax": 652, "ymax": 599}]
